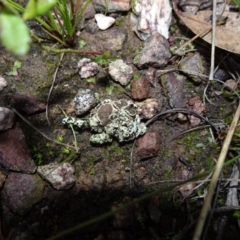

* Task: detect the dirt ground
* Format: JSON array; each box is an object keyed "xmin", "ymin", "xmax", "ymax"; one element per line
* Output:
[{"xmin": 1, "ymin": 2, "xmax": 240, "ymax": 240}]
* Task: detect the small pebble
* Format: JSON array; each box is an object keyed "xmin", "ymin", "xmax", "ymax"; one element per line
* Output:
[{"xmin": 95, "ymin": 14, "xmax": 115, "ymax": 30}]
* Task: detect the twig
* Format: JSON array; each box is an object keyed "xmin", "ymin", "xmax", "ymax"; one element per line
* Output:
[
  {"xmin": 46, "ymin": 52, "xmax": 64, "ymax": 125},
  {"xmin": 12, "ymin": 108, "xmax": 77, "ymax": 150},
  {"xmin": 193, "ymin": 101, "xmax": 240, "ymax": 239}
]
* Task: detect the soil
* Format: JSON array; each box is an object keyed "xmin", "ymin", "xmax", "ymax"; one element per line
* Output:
[{"xmin": 0, "ymin": 2, "xmax": 240, "ymax": 240}]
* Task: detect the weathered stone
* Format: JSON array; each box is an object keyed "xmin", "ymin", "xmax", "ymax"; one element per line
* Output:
[
  {"xmin": 109, "ymin": 59, "xmax": 133, "ymax": 85},
  {"xmin": 131, "ymin": 75, "xmax": 150, "ymax": 100},
  {"xmin": 131, "ymin": 0, "xmax": 172, "ymax": 40},
  {"xmin": 74, "ymin": 88, "xmax": 98, "ymax": 115},
  {"xmin": 0, "ymin": 107, "xmax": 15, "ymax": 131},
  {"xmin": 37, "ymin": 162, "xmax": 76, "ymax": 190},
  {"xmin": 95, "ymin": 27, "xmax": 127, "ymax": 51},
  {"xmin": 188, "ymin": 96, "xmax": 201, "ymax": 106},
  {"xmin": 2, "ymin": 172, "xmax": 45, "ymax": 214},
  {"xmin": 179, "ymin": 53, "xmax": 204, "ymax": 83},
  {"xmin": 160, "ymin": 72, "xmax": 186, "ymax": 108},
  {"xmin": 0, "ymin": 124, "xmax": 37, "ymax": 173},
  {"xmin": 135, "ymin": 98, "xmax": 160, "ymax": 119},
  {"xmin": 137, "ymin": 132, "xmax": 161, "ymax": 157},
  {"xmin": 94, "ymin": 0, "xmax": 131, "ymax": 13},
  {"xmin": 0, "ymin": 76, "xmax": 7, "ymax": 91},
  {"xmin": 77, "ymin": 58, "xmax": 99, "ymax": 78},
  {"xmin": 133, "ymin": 33, "xmax": 171, "ymax": 69},
  {"xmin": 12, "ymin": 93, "xmax": 46, "ymax": 115},
  {"xmin": 82, "ymin": 1, "xmax": 96, "ymax": 19},
  {"xmin": 0, "ymin": 170, "xmax": 6, "ymax": 188}
]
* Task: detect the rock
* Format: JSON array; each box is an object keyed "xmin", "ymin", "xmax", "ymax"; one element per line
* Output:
[
  {"xmin": 135, "ymin": 98, "xmax": 160, "ymax": 119},
  {"xmin": 225, "ymin": 79, "xmax": 238, "ymax": 91},
  {"xmin": 179, "ymin": 53, "xmax": 204, "ymax": 83},
  {"xmin": 0, "ymin": 170, "xmax": 6, "ymax": 188},
  {"xmin": 214, "ymin": 68, "xmax": 231, "ymax": 81},
  {"xmin": 12, "ymin": 93, "xmax": 46, "ymax": 115},
  {"xmin": 189, "ymin": 98, "xmax": 206, "ymax": 127},
  {"xmin": 188, "ymin": 96, "xmax": 201, "ymax": 106},
  {"xmin": 160, "ymin": 72, "xmax": 186, "ymax": 108},
  {"xmin": 95, "ymin": 14, "xmax": 115, "ymax": 30},
  {"xmin": 95, "ymin": 27, "xmax": 127, "ymax": 51},
  {"xmin": 0, "ymin": 124, "xmax": 37, "ymax": 173},
  {"xmin": 137, "ymin": 132, "xmax": 161, "ymax": 157},
  {"xmin": 108, "ymin": 59, "xmax": 133, "ymax": 85},
  {"xmin": 37, "ymin": 162, "xmax": 76, "ymax": 190},
  {"xmin": 2, "ymin": 172, "xmax": 45, "ymax": 214},
  {"xmin": 0, "ymin": 107, "xmax": 15, "ymax": 131},
  {"xmin": 133, "ymin": 33, "xmax": 171, "ymax": 69},
  {"xmin": 131, "ymin": 75, "xmax": 150, "ymax": 100},
  {"xmin": 0, "ymin": 76, "xmax": 7, "ymax": 91},
  {"xmin": 77, "ymin": 58, "xmax": 99, "ymax": 78},
  {"xmin": 131, "ymin": 0, "xmax": 172, "ymax": 40},
  {"xmin": 82, "ymin": 1, "xmax": 96, "ymax": 19},
  {"xmin": 94, "ymin": 0, "xmax": 131, "ymax": 13},
  {"xmin": 73, "ymin": 88, "xmax": 98, "ymax": 115}
]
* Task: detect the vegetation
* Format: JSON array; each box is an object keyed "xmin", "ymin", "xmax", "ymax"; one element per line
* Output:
[{"xmin": 0, "ymin": 0, "xmax": 91, "ymax": 55}]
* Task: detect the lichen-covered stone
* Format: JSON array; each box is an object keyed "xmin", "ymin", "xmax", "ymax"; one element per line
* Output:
[
  {"xmin": 37, "ymin": 162, "xmax": 76, "ymax": 190},
  {"xmin": 88, "ymin": 99, "xmax": 146, "ymax": 143},
  {"xmin": 73, "ymin": 88, "xmax": 98, "ymax": 115},
  {"xmin": 77, "ymin": 58, "xmax": 99, "ymax": 78}
]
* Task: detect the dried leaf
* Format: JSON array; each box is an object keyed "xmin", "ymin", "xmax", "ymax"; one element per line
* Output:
[{"xmin": 174, "ymin": 2, "xmax": 240, "ymax": 54}]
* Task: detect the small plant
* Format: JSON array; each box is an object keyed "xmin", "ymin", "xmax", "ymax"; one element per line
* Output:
[
  {"xmin": 0, "ymin": 0, "xmax": 92, "ymax": 55},
  {"xmin": 57, "ymin": 135, "xmax": 64, "ymax": 143},
  {"xmin": 7, "ymin": 60, "xmax": 22, "ymax": 76},
  {"xmin": 94, "ymin": 51, "xmax": 115, "ymax": 66}
]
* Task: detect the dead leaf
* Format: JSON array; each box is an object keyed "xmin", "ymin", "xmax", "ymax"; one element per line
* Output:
[{"xmin": 173, "ymin": 1, "xmax": 240, "ymax": 54}]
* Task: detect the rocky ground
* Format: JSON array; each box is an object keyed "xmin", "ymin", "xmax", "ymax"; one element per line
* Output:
[{"xmin": 0, "ymin": 0, "xmax": 240, "ymax": 239}]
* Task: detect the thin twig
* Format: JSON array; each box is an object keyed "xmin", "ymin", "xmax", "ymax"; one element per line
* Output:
[
  {"xmin": 12, "ymin": 108, "xmax": 78, "ymax": 150},
  {"xmin": 46, "ymin": 52, "xmax": 64, "ymax": 125}
]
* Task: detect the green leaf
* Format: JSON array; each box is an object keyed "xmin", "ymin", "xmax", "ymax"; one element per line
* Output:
[
  {"xmin": 0, "ymin": 11, "xmax": 31, "ymax": 56},
  {"xmin": 23, "ymin": 0, "xmax": 57, "ymax": 20},
  {"xmin": 7, "ymin": 61, "xmax": 22, "ymax": 76},
  {"xmin": 79, "ymin": 40, "xmax": 87, "ymax": 49}
]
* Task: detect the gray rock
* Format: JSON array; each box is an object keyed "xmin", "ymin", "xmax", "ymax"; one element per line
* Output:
[
  {"xmin": 179, "ymin": 53, "xmax": 204, "ymax": 83},
  {"xmin": 160, "ymin": 72, "xmax": 186, "ymax": 108},
  {"xmin": 95, "ymin": 27, "xmax": 127, "ymax": 51},
  {"xmin": 133, "ymin": 33, "xmax": 171, "ymax": 69},
  {"xmin": 0, "ymin": 107, "xmax": 15, "ymax": 131},
  {"xmin": 74, "ymin": 88, "xmax": 98, "ymax": 115},
  {"xmin": 0, "ymin": 76, "xmax": 7, "ymax": 91},
  {"xmin": 2, "ymin": 172, "xmax": 45, "ymax": 214},
  {"xmin": 108, "ymin": 59, "xmax": 133, "ymax": 85},
  {"xmin": 37, "ymin": 162, "xmax": 76, "ymax": 190},
  {"xmin": 0, "ymin": 124, "xmax": 37, "ymax": 173},
  {"xmin": 94, "ymin": 0, "xmax": 131, "ymax": 13}
]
